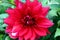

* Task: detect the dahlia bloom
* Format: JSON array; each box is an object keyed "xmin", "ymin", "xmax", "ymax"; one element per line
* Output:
[{"xmin": 4, "ymin": 0, "xmax": 53, "ymax": 40}]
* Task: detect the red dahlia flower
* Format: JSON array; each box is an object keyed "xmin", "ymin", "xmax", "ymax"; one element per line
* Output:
[{"xmin": 4, "ymin": 0, "xmax": 54, "ymax": 40}]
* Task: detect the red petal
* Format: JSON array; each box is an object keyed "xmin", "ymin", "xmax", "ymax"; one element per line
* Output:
[
  {"xmin": 9, "ymin": 23, "xmax": 23, "ymax": 39},
  {"xmin": 33, "ymin": 27, "xmax": 47, "ymax": 36},
  {"xmin": 5, "ymin": 26, "xmax": 12, "ymax": 33},
  {"xmin": 12, "ymin": 24, "xmax": 22, "ymax": 33},
  {"xmin": 31, "ymin": 0, "xmax": 38, "ymax": 7},
  {"xmin": 32, "ymin": 2, "xmax": 42, "ymax": 15},
  {"xmin": 25, "ymin": 0, "xmax": 38, "ymax": 8},
  {"xmin": 19, "ymin": 37, "xmax": 23, "ymax": 40},
  {"xmin": 30, "ymin": 31, "xmax": 36, "ymax": 40},
  {"xmin": 41, "ymin": 7, "xmax": 50, "ymax": 16},
  {"xmin": 26, "ymin": 0, "xmax": 30, "ymax": 6},
  {"xmin": 19, "ymin": 28, "xmax": 28, "ymax": 36},
  {"xmin": 37, "ymin": 17, "xmax": 53, "ymax": 28},
  {"xmin": 6, "ymin": 8, "xmax": 14, "ymax": 16},
  {"xmin": 24, "ymin": 27, "xmax": 32, "ymax": 40},
  {"xmin": 6, "ymin": 8, "xmax": 21, "ymax": 19},
  {"xmin": 4, "ymin": 17, "xmax": 14, "ymax": 25},
  {"xmin": 14, "ymin": 0, "xmax": 23, "ymax": 9},
  {"xmin": 14, "ymin": 0, "xmax": 19, "ymax": 6},
  {"xmin": 9, "ymin": 33, "xmax": 18, "ymax": 39}
]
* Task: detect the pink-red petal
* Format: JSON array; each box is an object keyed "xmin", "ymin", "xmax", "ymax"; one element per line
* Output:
[
  {"xmin": 5, "ymin": 26, "xmax": 12, "ymax": 33},
  {"xmin": 30, "ymin": 31, "xmax": 36, "ymax": 40},
  {"xmin": 19, "ymin": 27, "xmax": 28, "ymax": 36},
  {"xmin": 24, "ymin": 27, "xmax": 32, "ymax": 40},
  {"xmin": 19, "ymin": 37, "xmax": 23, "ymax": 40},
  {"xmin": 37, "ymin": 18, "xmax": 53, "ymax": 28},
  {"xmin": 32, "ymin": 2, "xmax": 42, "ymax": 16},
  {"xmin": 9, "ymin": 32, "xmax": 18, "ymax": 39},
  {"xmin": 33, "ymin": 27, "xmax": 47, "ymax": 36},
  {"xmin": 41, "ymin": 7, "xmax": 50, "ymax": 16},
  {"xmin": 4, "ymin": 17, "xmax": 14, "ymax": 26},
  {"xmin": 14, "ymin": 0, "xmax": 23, "ymax": 9}
]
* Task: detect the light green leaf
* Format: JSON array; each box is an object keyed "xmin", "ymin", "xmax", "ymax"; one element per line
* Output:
[
  {"xmin": 0, "ymin": 13, "xmax": 8, "ymax": 19},
  {"xmin": 21, "ymin": 0, "xmax": 26, "ymax": 3},
  {"xmin": 2, "ymin": 24, "xmax": 7, "ymax": 27},
  {"xmin": 0, "ymin": 1, "xmax": 2, "ymax": 4},
  {"xmin": 48, "ymin": 0, "xmax": 59, "ymax": 4},
  {"xmin": 47, "ymin": 10, "xmax": 57, "ymax": 19},
  {"xmin": 5, "ymin": 36, "xmax": 10, "ymax": 40},
  {"xmin": 55, "ymin": 0, "xmax": 60, "ymax": 3},
  {"xmin": 38, "ymin": 0, "xmax": 48, "ymax": 6},
  {"xmin": 0, "ymin": 19, "xmax": 3, "ymax": 24},
  {"xmin": 57, "ymin": 20, "xmax": 60, "ymax": 27},
  {"xmin": 0, "ymin": 3, "xmax": 12, "ymax": 7},
  {"xmin": 0, "ymin": 24, "xmax": 7, "ymax": 31},
  {"xmin": 50, "ymin": 4, "xmax": 60, "ymax": 10},
  {"xmin": 0, "ymin": 27, "xmax": 5, "ymax": 31},
  {"xmin": 54, "ymin": 28, "xmax": 60, "ymax": 38}
]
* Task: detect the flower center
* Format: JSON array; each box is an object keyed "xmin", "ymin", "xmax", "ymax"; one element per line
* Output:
[{"xmin": 22, "ymin": 15, "xmax": 35, "ymax": 26}]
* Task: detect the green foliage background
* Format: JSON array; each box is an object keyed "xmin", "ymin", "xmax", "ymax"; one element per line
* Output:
[{"xmin": 0, "ymin": 0, "xmax": 60, "ymax": 40}]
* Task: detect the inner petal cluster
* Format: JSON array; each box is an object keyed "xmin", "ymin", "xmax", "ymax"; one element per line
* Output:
[{"xmin": 21, "ymin": 15, "xmax": 35, "ymax": 26}]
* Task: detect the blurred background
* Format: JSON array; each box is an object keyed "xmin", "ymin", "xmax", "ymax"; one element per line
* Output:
[{"xmin": 0, "ymin": 0, "xmax": 60, "ymax": 40}]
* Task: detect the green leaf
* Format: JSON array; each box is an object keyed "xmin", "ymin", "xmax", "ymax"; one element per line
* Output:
[
  {"xmin": 54, "ymin": 28, "xmax": 60, "ymax": 38},
  {"xmin": 0, "ymin": 19, "xmax": 3, "ymax": 24},
  {"xmin": 38, "ymin": 0, "xmax": 42, "ymax": 2},
  {"xmin": 0, "ymin": 27, "xmax": 5, "ymax": 31},
  {"xmin": 0, "ymin": 2, "xmax": 14, "ymax": 13},
  {"xmin": 0, "ymin": 6, "xmax": 7, "ymax": 13},
  {"xmin": 5, "ymin": 36, "xmax": 10, "ymax": 40},
  {"xmin": 0, "ymin": 24, "xmax": 7, "ymax": 31},
  {"xmin": 55, "ymin": 0, "xmax": 60, "ymax": 3},
  {"xmin": 0, "ymin": 3, "xmax": 12, "ymax": 7},
  {"xmin": 0, "ymin": 13, "xmax": 8, "ymax": 19},
  {"xmin": 47, "ymin": 10, "xmax": 57, "ymax": 19},
  {"xmin": 7, "ymin": 0, "xmax": 14, "ymax": 4},
  {"xmin": 0, "ymin": 1, "xmax": 2, "ymax": 4},
  {"xmin": 2, "ymin": 24, "xmax": 7, "ymax": 27},
  {"xmin": 20, "ymin": 0, "xmax": 26, "ymax": 3},
  {"xmin": 48, "ymin": 0, "xmax": 59, "ymax": 4},
  {"xmin": 1, "ymin": 0, "xmax": 8, "ymax": 2},
  {"xmin": 50, "ymin": 4, "xmax": 60, "ymax": 10},
  {"xmin": 57, "ymin": 20, "xmax": 60, "ymax": 28},
  {"xmin": 0, "ymin": 34, "xmax": 4, "ymax": 40},
  {"xmin": 38, "ymin": 0, "xmax": 48, "ymax": 6},
  {"xmin": 57, "ymin": 20, "xmax": 60, "ymax": 27}
]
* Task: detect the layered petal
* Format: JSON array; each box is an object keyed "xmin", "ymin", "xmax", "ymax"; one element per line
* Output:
[
  {"xmin": 30, "ymin": 31, "xmax": 36, "ymax": 40},
  {"xmin": 30, "ymin": 0, "xmax": 38, "ymax": 7},
  {"xmin": 6, "ymin": 8, "xmax": 21, "ymax": 19},
  {"xmin": 26, "ymin": 0, "xmax": 31, "ymax": 6},
  {"xmin": 41, "ymin": 7, "xmax": 49, "ymax": 16},
  {"xmin": 19, "ymin": 27, "xmax": 28, "ymax": 36},
  {"xmin": 31, "ymin": 2, "xmax": 42, "ymax": 16},
  {"xmin": 9, "ymin": 32, "xmax": 18, "ymax": 39},
  {"xmin": 4, "ymin": 17, "xmax": 15, "ymax": 25},
  {"xmin": 19, "ymin": 37, "xmax": 23, "ymax": 40},
  {"xmin": 8, "ymin": 23, "xmax": 22, "ymax": 39},
  {"xmin": 24, "ymin": 27, "xmax": 32, "ymax": 40},
  {"xmin": 33, "ymin": 27, "xmax": 47, "ymax": 36},
  {"xmin": 5, "ymin": 26, "xmax": 12, "ymax": 33},
  {"xmin": 37, "ymin": 17, "xmax": 53, "ymax": 28},
  {"xmin": 14, "ymin": 0, "xmax": 23, "ymax": 9}
]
